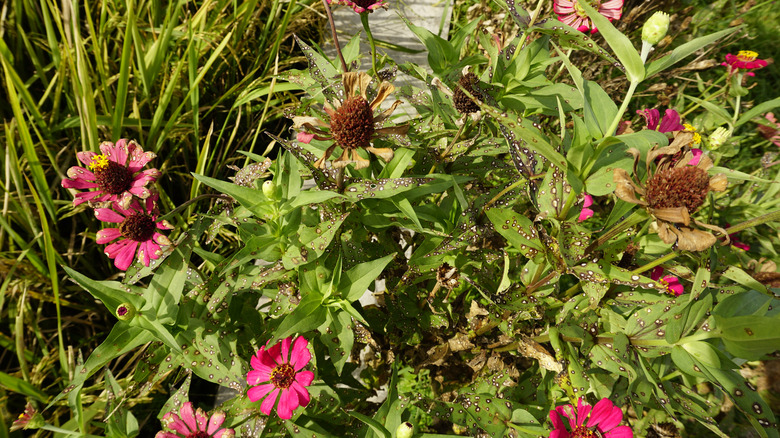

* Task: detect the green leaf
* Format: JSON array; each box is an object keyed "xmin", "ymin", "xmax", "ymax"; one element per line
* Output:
[
  {"xmin": 0, "ymin": 370, "xmax": 49, "ymax": 402},
  {"xmin": 737, "ymin": 97, "xmax": 780, "ymax": 127},
  {"xmin": 486, "ymin": 207, "xmax": 543, "ymax": 259},
  {"xmin": 399, "ymin": 16, "xmax": 457, "ymax": 74},
  {"xmin": 576, "ymin": 0, "xmax": 644, "ymax": 82},
  {"xmin": 63, "ymin": 266, "xmax": 145, "ymax": 315},
  {"xmin": 273, "ymin": 294, "xmax": 329, "ymax": 343},
  {"xmin": 341, "ymin": 254, "xmax": 396, "ymax": 302},
  {"xmin": 192, "ymin": 173, "xmax": 274, "ymax": 218},
  {"xmin": 645, "ymin": 28, "xmax": 737, "ymax": 78},
  {"xmin": 684, "ymin": 95, "xmax": 733, "ymax": 126},
  {"xmin": 582, "ymin": 79, "xmax": 618, "ymax": 139}
]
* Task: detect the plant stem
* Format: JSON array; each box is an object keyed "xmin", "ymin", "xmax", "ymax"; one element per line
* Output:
[
  {"xmin": 322, "ymin": 0, "xmax": 348, "ymax": 73},
  {"xmin": 605, "ymin": 80, "xmax": 639, "ymax": 140},
  {"xmin": 726, "ymin": 208, "xmax": 780, "ymax": 234},
  {"xmin": 630, "ymin": 251, "xmax": 679, "ymax": 276},
  {"xmin": 360, "ymin": 13, "xmax": 377, "ymax": 76},
  {"xmin": 581, "ymin": 210, "xmax": 646, "ymax": 259}
]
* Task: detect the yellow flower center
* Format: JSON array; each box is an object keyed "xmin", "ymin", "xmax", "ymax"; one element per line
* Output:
[
  {"xmin": 737, "ymin": 50, "xmax": 758, "ymax": 62},
  {"xmin": 88, "ymin": 154, "xmax": 110, "ymax": 171},
  {"xmin": 683, "ymin": 124, "xmax": 702, "ymax": 144},
  {"xmin": 573, "ymin": 0, "xmax": 601, "ymax": 17},
  {"xmin": 270, "ymin": 362, "xmax": 296, "ymax": 389}
]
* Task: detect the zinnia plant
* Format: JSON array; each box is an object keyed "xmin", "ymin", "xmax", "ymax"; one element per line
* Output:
[
  {"xmin": 549, "ymin": 398, "xmax": 633, "ymax": 437},
  {"xmin": 61, "ymin": 139, "xmax": 160, "ymax": 209},
  {"xmin": 722, "ymin": 50, "xmax": 768, "ymax": 76},
  {"xmin": 156, "ymin": 402, "xmax": 234, "ymax": 438},
  {"xmin": 636, "ymin": 108, "xmax": 685, "ymax": 133},
  {"xmin": 246, "ymin": 336, "xmax": 315, "ymax": 420},
  {"xmin": 553, "ymin": 0, "xmax": 624, "ymax": 33},
  {"xmin": 94, "ymin": 195, "xmax": 173, "ymax": 271}
]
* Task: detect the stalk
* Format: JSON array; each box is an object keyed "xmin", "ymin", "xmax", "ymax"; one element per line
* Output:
[
  {"xmin": 360, "ymin": 12, "xmax": 378, "ymax": 76},
  {"xmin": 322, "ymin": 0, "xmax": 348, "ymax": 72}
]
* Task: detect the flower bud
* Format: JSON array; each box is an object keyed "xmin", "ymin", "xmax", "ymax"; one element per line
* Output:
[
  {"xmin": 262, "ymin": 180, "xmax": 276, "ymax": 199},
  {"xmin": 395, "ymin": 422, "xmax": 414, "ymax": 438},
  {"xmin": 642, "ymin": 11, "xmax": 670, "ymax": 45},
  {"xmin": 708, "ymin": 126, "xmax": 731, "ymax": 150},
  {"xmin": 116, "ymin": 302, "xmax": 136, "ymax": 321}
]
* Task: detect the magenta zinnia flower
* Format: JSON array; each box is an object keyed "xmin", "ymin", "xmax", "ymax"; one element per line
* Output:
[
  {"xmin": 637, "ymin": 108, "xmax": 685, "ymax": 133},
  {"xmin": 549, "ymin": 398, "xmax": 633, "ymax": 438},
  {"xmin": 247, "ymin": 336, "xmax": 314, "ymax": 420},
  {"xmin": 95, "ymin": 196, "xmax": 172, "ymax": 271},
  {"xmin": 578, "ymin": 194, "xmax": 595, "ymax": 222},
  {"xmin": 553, "ymin": 0, "xmax": 623, "ymax": 33},
  {"xmin": 62, "ymin": 139, "xmax": 160, "ymax": 209},
  {"xmin": 327, "ymin": 0, "xmax": 387, "ymax": 13},
  {"xmin": 650, "ymin": 267, "xmax": 684, "ymax": 297},
  {"xmin": 156, "ymin": 402, "xmax": 234, "ymax": 438},
  {"xmin": 10, "ymin": 402, "xmax": 43, "ymax": 432},
  {"xmin": 722, "ymin": 50, "xmax": 768, "ymax": 76}
]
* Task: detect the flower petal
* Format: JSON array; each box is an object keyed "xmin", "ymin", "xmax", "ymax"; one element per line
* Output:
[
  {"xmin": 290, "ymin": 336, "xmax": 311, "ymax": 371},
  {"xmin": 95, "ymin": 208, "xmax": 126, "ymax": 223},
  {"xmin": 295, "ymin": 370, "xmax": 315, "ymax": 387},
  {"xmin": 606, "ymin": 425, "xmax": 634, "ymax": 438},
  {"xmin": 114, "ymin": 241, "xmax": 139, "ymax": 271},
  {"xmin": 179, "ymin": 402, "xmax": 198, "ymax": 433},
  {"xmin": 259, "ymin": 388, "xmax": 280, "ymax": 415},
  {"xmin": 206, "ymin": 411, "xmax": 226, "ymax": 434},
  {"xmin": 96, "ymin": 228, "xmax": 122, "ymax": 244},
  {"xmin": 290, "ymin": 379, "xmax": 312, "ymax": 408},
  {"xmin": 276, "ymin": 388, "xmax": 296, "ymax": 419},
  {"xmin": 248, "ymin": 383, "xmax": 276, "ymax": 402}
]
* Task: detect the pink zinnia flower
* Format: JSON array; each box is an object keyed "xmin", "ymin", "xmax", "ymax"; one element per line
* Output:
[
  {"xmin": 757, "ymin": 113, "xmax": 780, "ymax": 147},
  {"xmin": 95, "ymin": 196, "xmax": 172, "ymax": 271},
  {"xmin": 578, "ymin": 194, "xmax": 595, "ymax": 222},
  {"xmin": 10, "ymin": 402, "xmax": 43, "ymax": 432},
  {"xmin": 549, "ymin": 398, "xmax": 633, "ymax": 438},
  {"xmin": 553, "ymin": 0, "xmax": 624, "ymax": 33},
  {"xmin": 247, "ymin": 336, "xmax": 315, "ymax": 420},
  {"xmin": 687, "ymin": 148, "xmax": 703, "ymax": 166},
  {"xmin": 327, "ymin": 0, "xmax": 387, "ymax": 13},
  {"xmin": 650, "ymin": 266, "xmax": 684, "ymax": 297},
  {"xmin": 61, "ymin": 139, "xmax": 160, "ymax": 209},
  {"xmin": 636, "ymin": 108, "xmax": 685, "ymax": 133},
  {"xmin": 156, "ymin": 402, "xmax": 234, "ymax": 438},
  {"xmin": 722, "ymin": 50, "xmax": 768, "ymax": 76}
]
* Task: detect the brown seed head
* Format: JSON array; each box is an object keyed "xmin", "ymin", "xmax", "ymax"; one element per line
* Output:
[
  {"xmin": 94, "ymin": 160, "xmax": 133, "ymax": 194},
  {"xmin": 645, "ymin": 166, "xmax": 710, "ymax": 212},
  {"xmin": 453, "ymin": 73, "xmax": 481, "ymax": 115},
  {"xmin": 331, "ymin": 96, "xmax": 375, "ymax": 150},
  {"xmin": 120, "ymin": 213, "xmax": 156, "ymax": 242}
]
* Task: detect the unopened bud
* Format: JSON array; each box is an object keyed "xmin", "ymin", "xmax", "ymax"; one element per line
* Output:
[
  {"xmin": 395, "ymin": 422, "xmax": 414, "ymax": 438},
  {"xmin": 642, "ymin": 12, "xmax": 670, "ymax": 45},
  {"xmin": 708, "ymin": 126, "xmax": 731, "ymax": 150},
  {"xmin": 116, "ymin": 303, "xmax": 136, "ymax": 321},
  {"xmin": 262, "ymin": 180, "xmax": 276, "ymax": 198}
]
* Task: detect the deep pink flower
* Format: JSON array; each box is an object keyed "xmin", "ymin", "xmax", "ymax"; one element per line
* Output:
[
  {"xmin": 636, "ymin": 108, "xmax": 685, "ymax": 133},
  {"xmin": 687, "ymin": 148, "xmax": 703, "ymax": 166},
  {"xmin": 578, "ymin": 194, "xmax": 595, "ymax": 222},
  {"xmin": 553, "ymin": 0, "xmax": 623, "ymax": 33},
  {"xmin": 757, "ymin": 113, "xmax": 780, "ymax": 147},
  {"xmin": 327, "ymin": 0, "xmax": 387, "ymax": 13},
  {"xmin": 61, "ymin": 139, "xmax": 160, "ymax": 209},
  {"xmin": 247, "ymin": 336, "xmax": 315, "ymax": 420},
  {"xmin": 94, "ymin": 196, "xmax": 172, "ymax": 271},
  {"xmin": 725, "ymin": 224, "xmax": 750, "ymax": 251},
  {"xmin": 650, "ymin": 266, "xmax": 684, "ymax": 297},
  {"xmin": 156, "ymin": 402, "xmax": 234, "ymax": 438},
  {"xmin": 10, "ymin": 402, "xmax": 42, "ymax": 432},
  {"xmin": 549, "ymin": 398, "xmax": 633, "ymax": 438},
  {"xmin": 722, "ymin": 50, "xmax": 768, "ymax": 76}
]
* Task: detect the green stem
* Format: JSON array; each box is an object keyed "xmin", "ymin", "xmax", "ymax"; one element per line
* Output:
[
  {"xmin": 726, "ymin": 209, "xmax": 780, "ymax": 234},
  {"xmin": 630, "ymin": 251, "xmax": 679, "ymax": 276},
  {"xmin": 360, "ymin": 13, "xmax": 377, "ymax": 76},
  {"xmin": 732, "ymin": 84, "xmax": 742, "ymax": 125},
  {"xmin": 605, "ymin": 81, "xmax": 639, "ymax": 140},
  {"xmin": 483, "ymin": 179, "xmax": 525, "ymax": 210},
  {"xmin": 509, "ymin": 0, "xmax": 544, "ymax": 64},
  {"xmin": 581, "ymin": 210, "xmax": 647, "ymax": 259}
]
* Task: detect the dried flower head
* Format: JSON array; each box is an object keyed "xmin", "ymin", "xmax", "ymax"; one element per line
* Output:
[
  {"xmin": 294, "ymin": 72, "xmax": 408, "ymax": 170},
  {"xmin": 613, "ymin": 131, "xmax": 729, "ymax": 251},
  {"xmin": 453, "ymin": 73, "xmax": 481, "ymax": 115},
  {"xmin": 61, "ymin": 139, "xmax": 160, "ymax": 209},
  {"xmin": 327, "ymin": 0, "xmax": 387, "ymax": 13}
]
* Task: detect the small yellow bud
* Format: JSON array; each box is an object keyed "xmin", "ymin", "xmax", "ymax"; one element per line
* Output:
[
  {"xmin": 88, "ymin": 154, "xmax": 110, "ymax": 171},
  {"xmin": 262, "ymin": 180, "xmax": 276, "ymax": 198},
  {"xmin": 708, "ymin": 127, "xmax": 731, "ymax": 150},
  {"xmin": 395, "ymin": 422, "xmax": 414, "ymax": 438},
  {"xmin": 642, "ymin": 11, "xmax": 670, "ymax": 45}
]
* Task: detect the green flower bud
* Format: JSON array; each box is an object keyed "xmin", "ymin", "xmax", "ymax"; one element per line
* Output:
[
  {"xmin": 708, "ymin": 127, "xmax": 731, "ymax": 150},
  {"xmin": 642, "ymin": 11, "xmax": 670, "ymax": 45},
  {"xmin": 262, "ymin": 180, "xmax": 276, "ymax": 199},
  {"xmin": 116, "ymin": 302, "xmax": 136, "ymax": 321},
  {"xmin": 395, "ymin": 422, "xmax": 414, "ymax": 438}
]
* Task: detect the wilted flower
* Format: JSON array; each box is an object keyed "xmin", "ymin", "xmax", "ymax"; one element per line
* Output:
[
  {"xmin": 613, "ymin": 131, "xmax": 729, "ymax": 251},
  {"xmin": 722, "ymin": 50, "xmax": 768, "ymax": 76},
  {"xmin": 708, "ymin": 126, "xmax": 732, "ymax": 150},
  {"xmin": 95, "ymin": 196, "xmax": 173, "ymax": 271},
  {"xmin": 10, "ymin": 402, "xmax": 43, "ymax": 432},
  {"xmin": 156, "ymin": 402, "xmax": 234, "ymax": 438},
  {"xmin": 327, "ymin": 0, "xmax": 387, "ymax": 13},
  {"xmin": 553, "ymin": 0, "xmax": 624, "ymax": 33},
  {"xmin": 642, "ymin": 11, "xmax": 670, "ymax": 45},
  {"xmin": 453, "ymin": 72, "xmax": 481, "ymax": 115},
  {"xmin": 757, "ymin": 113, "xmax": 780, "ymax": 147},
  {"xmin": 549, "ymin": 398, "xmax": 633, "ymax": 438},
  {"xmin": 61, "ymin": 139, "xmax": 160, "ymax": 209},
  {"xmin": 293, "ymin": 72, "xmax": 408, "ymax": 169},
  {"xmin": 578, "ymin": 194, "xmax": 595, "ymax": 222},
  {"xmin": 637, "ymin": 108, "xmax": 685, "ymax": 133},
  {"xmin": 650, "ymin": 266, "xmax": 684, "ymax": 297},
  {"xmin": 247, "ymin": 336, "xmax": 314, "ymax": 419}
]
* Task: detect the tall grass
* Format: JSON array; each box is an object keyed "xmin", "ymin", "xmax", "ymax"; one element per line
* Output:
[{"xmin": 0, "ymin": 0, "xmax": 323, "ymax": 432}]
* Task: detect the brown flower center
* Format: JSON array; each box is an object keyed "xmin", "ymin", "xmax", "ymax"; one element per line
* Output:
[
  {"xmin": 352, "ymin": 0, "xmax": 379, "ymax": 8},
  {"xmin": 645, "ymin": 166, "xmax": 710, "ymax": 212},
  {"xmin": 94, "ymin": 160, "xmax": 133, "ymax": 195},
  {"xmin": 453, "ymin": 73, "xmax": 480, "ymax": 115},
  {"xmin": 270, "ymin": 363, "xmax": 296, "ymax": 389},
  {"xmin": 119, "ymin": 213, "xmax": 156, "ymax": 242},
  {"xmin": 570, "ymin": 426, "xmax": 603, "ymax": 437},
  {"xmin": 331, "ymin": 96, "xmax": 374, "ymax": 151},
  {"xmin": 186, "ymin": 432, "xmax": 211, "ymax": 438}
]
